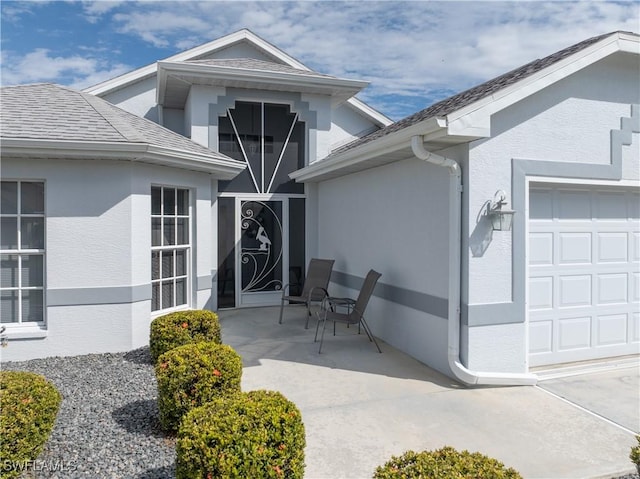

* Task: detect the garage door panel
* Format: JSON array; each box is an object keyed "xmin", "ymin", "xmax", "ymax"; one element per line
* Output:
[
  {"xmin": 530, "ymin": 320, "xmax": 553, "ymax": 354},
  {"xmin": 557, "ymin": 190, "xmax": 592, "ymax": 220},
  {"xmin": 529, "ymin": 276, "xmax": 553, "ymax": 309},
  {"xmin": 631, "ymin": 313, "xmax": 640, "ymax": 343},
  {"xmin": 557, "ymin": 317, "xmax": 591, "ymax": 350},
  {"xmin": 559, "ymin": 275, "xmax": 591, "ymax": 307},
  {"xmin": 597, "ymin": 232, "xmax": 627, "ymax": 262},
  {"xmin": 559, "ymin": 233, "xmax": 591, "ymax": 264},
  {"xmin": 530, "ymin": 233, "xmax": 553, "ymax": 265},
  {"xmin": 632, "ymin": 233, "xmax": 640, "ymax": 262},
  {"xmin": 596, "ymin": 314, "xmax": 628, "ymax": 346},
  {"xmin": 596, "ymin": 192, "xmax": 627, "ymax": 219},
  {"xmin": 597, "ymin": 273, "xmax": 628, "ymax": 304},
  {"xmin": 529, "ymin": 184, "xmax": 639, "ymax": 367}
]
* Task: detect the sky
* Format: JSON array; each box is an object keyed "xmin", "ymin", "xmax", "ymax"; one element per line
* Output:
[{"xmin": 1, "ymin": 1, "xmax": 639, "ymax": 121}]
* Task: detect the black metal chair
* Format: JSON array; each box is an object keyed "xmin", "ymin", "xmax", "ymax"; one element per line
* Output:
[
  {"xmin": 278, "ymin": 258, "xmax": 335, "ymax": 328},
  {"xmin": 314, "ymin": 269, "xmax": 382, "ymax": 353}
]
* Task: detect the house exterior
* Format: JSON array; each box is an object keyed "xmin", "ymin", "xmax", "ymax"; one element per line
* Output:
[{"xmin": 1, "ymin": 29, "xmax": 638, "ymax": 386}]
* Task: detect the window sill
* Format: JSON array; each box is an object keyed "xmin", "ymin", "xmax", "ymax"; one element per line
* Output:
[{"xmin": 2, "ymin": 325, "xmax": 48, "ymax": 340}]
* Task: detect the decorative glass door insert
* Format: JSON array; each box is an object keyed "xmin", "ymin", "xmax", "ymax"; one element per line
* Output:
[{"xmin": 238, "ymin": 200, "xmax": 284, "ymax": 305}]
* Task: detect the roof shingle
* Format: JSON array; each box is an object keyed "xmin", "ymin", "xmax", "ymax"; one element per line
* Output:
[
  {"xmin": 330, "ymin": 31, "xmax": 637, "ymax": 157},
  {"xmin": 0, "ymin": 83, "xmax": 233, "ymax": 161}
]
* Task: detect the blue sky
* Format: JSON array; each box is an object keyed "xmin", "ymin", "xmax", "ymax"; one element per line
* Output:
[{"xmin": 1, "ymin": 1, "xmax": 638, "ymax": 120}]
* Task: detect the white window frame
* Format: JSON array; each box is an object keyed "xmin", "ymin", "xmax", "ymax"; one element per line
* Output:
[
  {"xmin": 0, "ymin": 180, "xmax": 46, "ymax": 329},
  {"xmin": 151, "ymin": 185, "xmax": 192, "ymax": 314}
]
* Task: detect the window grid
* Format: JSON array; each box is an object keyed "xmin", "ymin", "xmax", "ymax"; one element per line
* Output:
[
  {"xmin": 0, "ymin": 181, "xmax": 45, "ymax": 324},
  {"xmin": 151, "ymin": 186, "xmax": 190, "ymax": 313}
]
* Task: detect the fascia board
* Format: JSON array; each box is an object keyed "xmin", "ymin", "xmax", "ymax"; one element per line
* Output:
[
  {"xmin": 290, "ymin": 117, "xmax": 445, "ymax": 182},
  {"xmin": 346, "ymin": 97, "xmax": 394, "ymax": 127},
  {"xmin": 158, "ymin": 61, "xmax": 369, "ymax": 92},
  {"xmin": 1, "ymin": 138, "xmax": 246, "ymax": 177},
  {"xmin": 84, "ymin": 29, "xmax": 311, "ymax": 96},
  {"xmin": 446, "ymin": 33, "xmax": 637, "ymax": 134}
]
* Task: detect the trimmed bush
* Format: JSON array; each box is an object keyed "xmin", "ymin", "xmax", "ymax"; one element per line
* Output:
[
  {"xmin": 149, "ymin": 310, "xmax": 221, "ymax": 363},
  {"xmin": 0, "ymin": 371, "xmax": 61, "ymax": 479},
  {"xmin": 373, "ymin": 447, "xmax": 522, "ymax": 479},
  {"xmin": 155, "ymin": 342, "xmax": 242, "ymax": 432},
  {"xmin": 631, "ymin": 435, "xmax": 640, "ymax": 474},
  {"xmin": 176, "ymin": 390, "xmax": 305, "ymax": 479}
]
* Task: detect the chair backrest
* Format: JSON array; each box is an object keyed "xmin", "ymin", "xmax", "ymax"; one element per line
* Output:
[
  {"xmin": 353, "ymin": 270, "xmax": 381, "ymax": 317},
  {"xmin": 301, "ymin": 258, "xmax": 335, "ymax": 300}
]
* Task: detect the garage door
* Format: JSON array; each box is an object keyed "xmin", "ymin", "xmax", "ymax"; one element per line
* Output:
[{"xmin": 528, "ymin": 184, "xmax": 640, "ymax": 367}]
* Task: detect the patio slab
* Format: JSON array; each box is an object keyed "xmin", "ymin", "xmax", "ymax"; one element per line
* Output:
[{"xmin": 219, "ymin": 306, "xmax": 638, "ymax": 479}]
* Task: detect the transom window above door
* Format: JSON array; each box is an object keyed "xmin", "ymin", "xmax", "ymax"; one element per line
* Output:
[{"xmin": 218, "ymin": 102, "xmax": 305, "ymax": 194}]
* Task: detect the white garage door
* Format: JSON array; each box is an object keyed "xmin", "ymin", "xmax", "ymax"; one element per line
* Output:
[{"xmin": 528, "ymin": 184, "xmax": 640, "ymax": 367}]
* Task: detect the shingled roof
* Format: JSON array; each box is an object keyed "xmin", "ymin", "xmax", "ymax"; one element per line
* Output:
[
  {"xmin": 0, "ymin": 83, "xmax": 238, "ymax": 164},
  {"xmin": 330, "ymin": 31, "xmax": 636, "ymax": 157},
  {"xmin": 185, "ymin": 58, "xmax": 337, "ymax": 79}
]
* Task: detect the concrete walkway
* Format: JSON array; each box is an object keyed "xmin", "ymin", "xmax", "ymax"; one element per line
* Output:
[{"xmin": 219, "ymin": 306, "xmax": 639, "ymax": 479}]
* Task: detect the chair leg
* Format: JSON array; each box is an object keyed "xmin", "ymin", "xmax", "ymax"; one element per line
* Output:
[
  {"xmin": 314, "ymin": 311, "xmax": 322, "ymax": 342},
  {"xmin": 318, "ymin": 318, "xmax": 328, "ymax": 353},
  {"xmin": 360, "ymin": 318, "xmax": 382, "ymax": 353},
  {"xmin": 305, "ymin": 302, "xmax": 311, "ymax": 329},
  {"xmin": 278, "ymin": 298, "xmax": 285, "ymax": 324}
]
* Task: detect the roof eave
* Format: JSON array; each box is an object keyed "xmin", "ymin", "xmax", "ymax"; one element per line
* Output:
[
  {"xmin": 0, "ymin": 138, "xmax": 246, "ymax": 178},
  {"xmin": 156, "ymin": 61, "xmax": 368, "ymax": 108},
  {"xmin": 290, "ymin": 117, "xmax": 447, "ymax": 183},
  {"xmin": 446, "ymin": 32, "xmax": 640, "ymax": 136},
  {"xmin": 84, "ymin": 29, "xmax": 311, "ymax": 97}
]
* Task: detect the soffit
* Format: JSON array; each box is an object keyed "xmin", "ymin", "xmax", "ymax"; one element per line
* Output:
[{"xmin": 157, "ymin": 60, "xmax": 368, "ymax": 109}]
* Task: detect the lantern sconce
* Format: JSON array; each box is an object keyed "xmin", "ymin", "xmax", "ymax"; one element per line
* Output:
[{"xmin": 487, "ymin": 190, "xmax": 515, "ymax": 231}]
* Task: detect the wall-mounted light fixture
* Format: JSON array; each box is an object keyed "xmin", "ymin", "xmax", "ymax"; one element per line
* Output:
[{"xmin": 487, "ymin": 190, "xmax": 515, "ymax": 231}]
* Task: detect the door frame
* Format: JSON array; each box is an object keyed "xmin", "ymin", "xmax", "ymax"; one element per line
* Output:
[{"xmin": 218, "ymin": 192, "xmax": 305, "ymax": 307}]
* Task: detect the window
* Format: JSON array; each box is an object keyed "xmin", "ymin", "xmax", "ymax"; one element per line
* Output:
[
  {"xmin": 151, "ymin": 186, "xmax": 190, "ymax": 312},
  {"xmin": 1, "ymin": 181, "xmax": 45, "ymax": 324},
  {"xmin": 218, "ymin": 102, "xmax": 305, "ymax": 194}
]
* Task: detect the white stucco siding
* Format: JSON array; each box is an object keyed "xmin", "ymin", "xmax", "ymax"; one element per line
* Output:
[
  {"xmin": 100, "ymin": 76, "xmax": 159, "ymax": 122},
  {"xmin": 329, "ymin": 102, "xmax": 379, "ymax": 151},
  {"xmin": 467, "ymin": 57, "xmax": 639, "ymax": 307},
  {"xmin": 316, "ymin": 157, "xmax": 452, "ymax": 373},
  {"xmin": 462, "ymin": 52, "xmax": 639, "ymax": 373},
  {"xmin": 1, "ymin": 158, "xmax": 217, "ymax": 361},
  {"xmin": 622, "ymin": 131, "xmax": 640, "ymax": 181}
]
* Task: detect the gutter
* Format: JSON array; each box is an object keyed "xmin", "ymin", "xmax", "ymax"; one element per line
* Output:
[{"xmin": 410, "ymin": 136, "xmax": 537, "ymax": 386}]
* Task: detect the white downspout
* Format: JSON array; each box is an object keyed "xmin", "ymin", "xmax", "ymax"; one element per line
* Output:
[{"xmin": 411, "ymin": 136, "xmax": 537, "ymax": 386}]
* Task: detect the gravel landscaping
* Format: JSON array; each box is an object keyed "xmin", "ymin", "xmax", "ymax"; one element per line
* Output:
[
  {"xmin": 3, "ymin": 347, "xmax": 175, "ymax": 479},
  {"xmin": 2, "ymin": 348, "xmax": 639, "ymax": 479}
]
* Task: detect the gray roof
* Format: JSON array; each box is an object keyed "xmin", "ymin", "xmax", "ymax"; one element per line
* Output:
[
  {"xmin": 0, "ymin": 83, "xmax": 234, "ymax": 161},
  {"xmin": 331, "ymin": 31, "xmax": 637, "ymax": 157},
  {"xmin": 185, "ymin": 58, "xmax": 336, "ymax": 79}
]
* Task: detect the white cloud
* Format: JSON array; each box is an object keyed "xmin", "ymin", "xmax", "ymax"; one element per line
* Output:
[
  {"xmin": 2, "ymin": 1, "xmax": 638, "ymax": 119},
  {"xmin": 0, "ymin": 48, "xmax": 131, "ymax": 89}
]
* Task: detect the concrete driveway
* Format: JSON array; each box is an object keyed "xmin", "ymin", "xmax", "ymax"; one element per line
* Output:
[{"xmin": 219, "ymin": 306, "xmax": 639, "ymax": 479}]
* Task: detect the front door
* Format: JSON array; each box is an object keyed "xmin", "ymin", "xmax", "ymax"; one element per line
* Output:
[
  {"xmin": 216, "ymin": 101, "xmax": 306, "ymax": 308},
  {"xmin": 238, "ymin": 198, "xmax": 286, "ymax": 305}
]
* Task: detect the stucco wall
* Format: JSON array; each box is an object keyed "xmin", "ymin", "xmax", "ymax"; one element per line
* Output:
[
  {"xmin": 1, "ymin": 158, "xmax": 216, "ymax": 361},
  {"xmin": 101, "ymin": 76, "xmax": 159, "ymax": 122},
  {"xmin": 316, "ymin": 156, "xmax": 453, "ymax": 374},
  {"xmin": 463, "ymin": 52, "xmax": 640, "ymax": 373}
]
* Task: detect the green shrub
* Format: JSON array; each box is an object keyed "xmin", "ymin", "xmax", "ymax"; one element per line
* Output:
[
  {"xmin": 0, "ymin": 371, "xmax": 61, "ymax": 479},
  {"xmin": 373, "ymin": 446, "xmax": 522, "ymax": 479},
  {"xmin": 149, "ymin": 310, "xmax": 221, "ymax": 363},
  {"xmin": 176, "ymin": 390, "xmax": 305, "ymax": 479},
  {"xmin": 630, "ymin": 435, "xmax": 640, "ymax": 474},
  {"xmin": 155, "ymin": 341, "xmax": 242, "ymax": 432}
]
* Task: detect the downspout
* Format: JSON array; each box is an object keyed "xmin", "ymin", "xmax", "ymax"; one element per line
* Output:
[{"xmin": 410, "ymin": 136, "xmax": 537, "ymax": 386}]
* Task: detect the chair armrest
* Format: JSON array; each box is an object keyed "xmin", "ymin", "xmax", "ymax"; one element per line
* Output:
[
  {"xmin": 308, "ymin": 286, "xmax": 329, "ymax": 302},
  {"xmin": 281, "ymin": 283, "xmax": 292, "ymax": 298}
]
